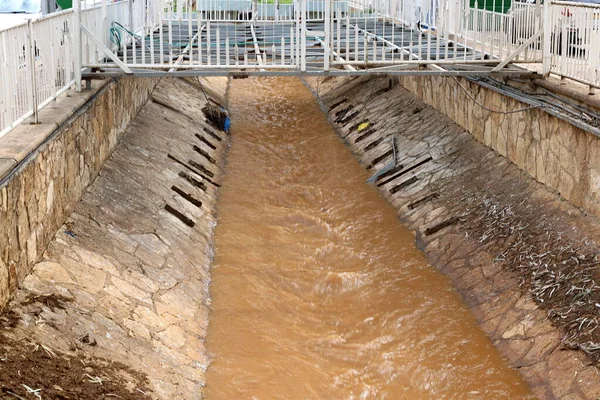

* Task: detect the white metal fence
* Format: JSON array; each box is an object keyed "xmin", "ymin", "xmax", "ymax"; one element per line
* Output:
[
  {"xmin": 463, "ymin": 2, "xmax": 542, "ymax": 61},
  {"xmin": 325, "ymin": 0, "xmax": 543, "ymax": 69},
  {"xmin": 0, "ymin": 0, "xmax": 158, "ymax": 137},
  {"xmin": 1, "ymin": 0, "xmax": 600, "ymax": 136},
  {"xmin": 0, "ymin": 11, "xmax": 74, "ymax": 137},
  {"xmin": 547, "ymin": 0, "xmax": 600, "ymax": 88}
]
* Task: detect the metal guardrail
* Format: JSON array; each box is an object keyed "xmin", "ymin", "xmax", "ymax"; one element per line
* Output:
[
  {"xmin": 0, "ymin": 0, "xmax": 141, "ymax": 138},
  {"xmin": 0, "ymin": 11, "xmax": 74, "ymax": 137},
  {"xmin": 1, "ymin": 0, "xmax": 599, "ymax": 137},
  {"xmin": 548, "ymin": 0, "xmax": 600, "ymax": 88}
]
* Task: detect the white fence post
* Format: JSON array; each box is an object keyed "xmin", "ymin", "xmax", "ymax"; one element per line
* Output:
[
  {"xmin": 542, "ymin": 0, "xmax": 551, "ymax": 75},
  {"xmin": 26, "ymin": 19, "xmax": 39, "ymax": 124},
  {"xmin": 301, "ymin": 0, "xmax": 307, "ymax": 71},
  {"xmin": 324, "ymin": 0, "xmax": 330, "ymax": 70},
  {"xmin": 73, "ymin": 0, "xmax": 82, "ymax": 92},
  {"xmin": 129, "ymin": 0, "xmax": 134, "ymax": 33},
  {"xmin": 102, "ymin": 0, "xmax": 107, "ymax": 47}
]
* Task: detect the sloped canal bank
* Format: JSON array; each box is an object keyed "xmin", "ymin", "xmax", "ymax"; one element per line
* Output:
[
  {"xmin": 1, "ymin": 74, "xmax": 598, "ymax": 400},
  {"xmin": 0, "ymin": 77, "xmax": 230, "ymax": 399},
  {"xmin": 308, "ymin": 75, "xmax": 600, "ymax": 399}
]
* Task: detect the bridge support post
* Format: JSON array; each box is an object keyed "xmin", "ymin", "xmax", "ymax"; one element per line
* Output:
[
  {"xmin": 324, "ymin": 0, "xmax": 330, "ymax": 71},
  {"xmin": 542, "ymin": 0, "xmax": 551, "ymax": 76},
  {"xmin": 300, "ymin": 0, "xmax": 307, "ymax": 72},
  {"xmin": 73, "ymin": 0, "xmax": 82, "ymax": 92},
  {"xmin": 26, "ymin": 19, "xmax": 39, "ymax": 124},
  {"xmin": 128, "ymin": 0, "xmax": 134, "ymax": 35}
]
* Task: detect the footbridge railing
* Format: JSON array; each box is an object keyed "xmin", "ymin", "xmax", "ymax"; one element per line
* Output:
[{"xmin": 1, "ymin": 0, "xmax": 599, "ymax": 136}]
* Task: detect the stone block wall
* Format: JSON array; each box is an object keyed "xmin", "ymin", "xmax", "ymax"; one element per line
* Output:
[
  {"xmin": 0, "ymin": 77, "xmax": 160, "ymax": 310},
  {"xmin": 398, "ymin": 76, "xmax": 600, "ymax": 217}
]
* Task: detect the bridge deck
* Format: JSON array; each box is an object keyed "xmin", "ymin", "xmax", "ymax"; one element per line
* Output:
[{"xmin": 87, "ymin": 19, "xmax": 533, "ymax": 78}]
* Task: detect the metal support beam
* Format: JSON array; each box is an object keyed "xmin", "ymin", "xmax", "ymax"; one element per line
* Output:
[
  {"xmin": 351, "ymin": 24, "xmax": 446, "ymax": 72},
  {"xmin": 250, "ymin": 24, "xmax": 265, "ymax": 70},
  {"xmin": 73, "ymin": 0, "xmax": 82, "ymax": 91},
  {"xmin": 492, "ymin": 30, "xmax": 543, "ymax": 72},
  {"xmin": 82, "ymin": 67, "xmax": 541, "ymax": 79},
  {"xmin": 324, "ymin": 0, "xmax": 331, "ymax": 71},
  {"xmin": 542, "ymin": 0, "xmax": 552, "ymax": 75},
  {"xmin": 26, "ymin": 19, "xmax": 39, "ymax": 124},
  {"xmin": 169, "ymin": 28, "xmax": 204, "ymax": 73},
  {"xmin": 300, "ymin": 0, "xmax": 307, "ymax": 72},
  {"xmin": 81, "ymin": 26, "xmax": 133, "ymax": 74},
  {"xmin": 313, "ymin": 35, "xmax": 356, "ymax": 72}
]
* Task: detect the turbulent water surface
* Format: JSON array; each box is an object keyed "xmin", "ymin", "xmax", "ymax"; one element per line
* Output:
[{"xmin": 204, "ymin": 77, "xmax": 532, "ymax": 399}]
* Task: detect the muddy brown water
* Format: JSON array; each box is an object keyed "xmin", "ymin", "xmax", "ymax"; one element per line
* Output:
[{"xmin": 204, "ymin": 77, "xmax": 533, "ymax": 399}]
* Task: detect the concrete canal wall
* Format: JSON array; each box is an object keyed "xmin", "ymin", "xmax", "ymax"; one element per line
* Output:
[
  {"xmin": 1, "ymin": 69, "xmax": 599, "ymax": 399},
  {"xmin": 398, "ymin": 75, "xmax": 600, "ymax": 218},
  {"xmin": 0, "ymin": 77, "xmax": 230, "ymax": 398}
]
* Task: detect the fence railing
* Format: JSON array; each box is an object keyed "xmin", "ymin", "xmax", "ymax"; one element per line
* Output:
[
  {"xmin": 2, "ymin": 0, "xmax": 600, "ymax": 137},
  {"xmin": 81, "ymin": 1, "xmax": 130, "ymax": 66},
  {"xmin": 462, "ymin": 2, "xmax": 542, "ymax": 61},
  {"xmin": 0, "ymin": 10, "xmax": 77, "ymax": 138},
  {"xmin": 0, "ymin": 0, "xmax": 153, "ymax": 137},
  {"xmin": 547, "ymin": 0, "xmax": 600, "ymax": 88}
]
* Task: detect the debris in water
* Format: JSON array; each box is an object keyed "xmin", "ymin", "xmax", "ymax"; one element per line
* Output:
[
  {"xmin": 357, "ymin": 121, "xmax": 370, "ymax": 131},
  {"xmin": 202, "ymin": 104, "xmax": 231, "ymax": 132}
]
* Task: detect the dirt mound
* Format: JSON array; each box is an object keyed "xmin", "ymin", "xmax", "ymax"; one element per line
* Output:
[{"xmin": 0, "ymin": 300, "xmax": 150, "ymax": 400}]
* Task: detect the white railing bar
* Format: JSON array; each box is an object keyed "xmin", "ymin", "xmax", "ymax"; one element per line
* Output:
[
  {"xmin": 169, "ymin": 28, "xmax": 204, "ymax": 72},
  {"xmin": 492, "ymin": 29, "xmax": 543, "ymax": 72},
  {"xmin": 551, "ymin": 1, "xmax": 600, "ymax": 8},
  {"xmin": 250, "ymin": 24, "xmax": 265, "ymax": 69},
  {"xmin": 84, "ymin": 63, "xmax": 299, "ymax": 69},
  {"xmin": 81, "ymin": 25, "xmax": 133, "ymax": 73}
]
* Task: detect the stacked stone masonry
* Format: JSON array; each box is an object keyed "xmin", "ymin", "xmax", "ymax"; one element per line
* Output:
[
  {"xmin": 308, "ymin": 76, "xmax": 600, "ymax": 400},
  {"xmin": 0, "ymin": 77, "xmax": 160, "ymax": 310},
  {"xmin": 398, "ymin": 76, "xmax": 600, "ymax": 218},
  {"xmin": 2, "ymin": 77, "xmax": 230, "ymax": 399}
]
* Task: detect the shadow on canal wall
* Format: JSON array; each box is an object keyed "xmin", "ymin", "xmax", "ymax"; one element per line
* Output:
[{"xmin": 308, "ymin": 76, "xmax": 600, "ymax": 400}]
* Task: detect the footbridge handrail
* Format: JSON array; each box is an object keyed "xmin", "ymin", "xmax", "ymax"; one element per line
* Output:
[{"xmin": 1, "ymin": 0, "xmax": 599, "ymax": 136}]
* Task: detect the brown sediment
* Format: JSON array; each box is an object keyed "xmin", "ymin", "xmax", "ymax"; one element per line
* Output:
[
  {"xmin": 0, "ymin": 295, "xmax": 148, "ymax": 399},
  {"xmin": 0, "ymin": 333, "xmax": 150, "ymax": 400},
  {"xmin": 309, "ymin": 75, "xmax": 600, "ymax": 399}
]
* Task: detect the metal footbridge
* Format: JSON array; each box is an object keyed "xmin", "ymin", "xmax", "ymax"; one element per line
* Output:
[
  {"xmin": 74, "ymin": 0, "xmax": 552, "ymax": 84},
  {"xmin": 2, "ymin": 0, "xmax": 599, "ymax": 135}
]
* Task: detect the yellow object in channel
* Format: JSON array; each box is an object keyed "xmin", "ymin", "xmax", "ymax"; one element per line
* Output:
[{"xmin": 357, "ymin": 122, "xmax": 370, "ymax": 132}]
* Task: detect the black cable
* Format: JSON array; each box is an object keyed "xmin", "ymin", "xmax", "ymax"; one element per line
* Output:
[{"xmin": 452, "ymin": 76, "xmax": 540, "ymax": 115}]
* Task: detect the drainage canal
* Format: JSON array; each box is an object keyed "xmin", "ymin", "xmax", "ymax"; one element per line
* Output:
[{"xmin": 204, "ymin": 77, "xmax": 533, "ymax": 399}]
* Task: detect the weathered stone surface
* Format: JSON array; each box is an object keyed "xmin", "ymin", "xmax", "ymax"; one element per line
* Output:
[
  {"xmin": 0, "ymin": 158, "xmax": 16, "ymax": 180},
  {"xmin": 32, "ymin": 261, "xmax": 75, "ymax": 285},
  {"xmin": 398, "ymin": 75, "xmax": 600, "ymax": 220},
  {"xmin": 0, "ymin": 76, "xmax": 160, "ymax": 309},
  {"xmin": 73, "ymin": 246, "xmax": 120, "ymax": 275},
  {"xmin": 309, "ymin": 76, "xmax": 600, "ymax": 400},
  {"xmin": 2, "ymin": 77, "xmax": 229, "ymax": 400},
  {"xmin": 66, "ymin": 259, "xmax": 107, "ymax": 294},
  {"xmin": 110, "ymin": 276, "xmax": 152, "ymax": 304},
  {"xmin": 156, "ymin": 325, "xmax": 187, "ymax": 349}
]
